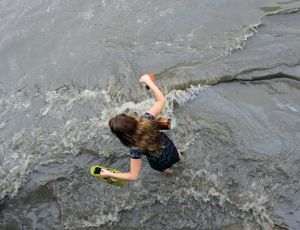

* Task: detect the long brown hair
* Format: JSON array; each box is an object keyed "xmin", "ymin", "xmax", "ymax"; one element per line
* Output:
[{"xmin": 109, "ymin": 114, "xmax": 162, "ymax": 155}]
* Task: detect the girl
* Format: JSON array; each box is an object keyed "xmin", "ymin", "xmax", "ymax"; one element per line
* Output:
[{"xmin": 100, "ymin": 74, "xmax": 182, "ymax": 181}]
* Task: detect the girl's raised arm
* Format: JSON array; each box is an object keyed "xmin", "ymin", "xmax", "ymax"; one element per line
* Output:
[{"xmin": 139, "ymin": 74, "xmax": 165, "ymax": 118}]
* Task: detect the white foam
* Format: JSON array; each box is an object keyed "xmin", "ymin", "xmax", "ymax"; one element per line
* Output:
[
  {"xmin": 158, "ymin": 8, "xmax": 174, "ymax": 17},
  {"xmin": 0, "ymin": 143, "xmax": 36, "ymax": 200},
  {"xmin": 10, "ymin": 152, "xmax": 19, "ymax": 160},
  {"xmin": 79, "ymin": 9, "xmax": 94, "ymax": 21},
  {"xmin": 0, "ymin": 122, "xmax": 6, "ymax": 129},
  {"xmin": 41, "ymin": 88, "xmax": 110, "ymax": 118},
  {"xmin": 172, "ymin": 169, "xmax": 274, "ymax": 228},
  {"xmin": 278, "ymin": 103, "xmax": 298, "ymax": 112},
  {"xmin": 0, "ymin": 127, "xmax": 53, "ymax": 200},
  {"xmin": 223, "ymin": 21, "xmax": 262, "ymax": 55},
  {"xmin": 40, "ymin": 106, "xmax": 50, "ymax": 116}
]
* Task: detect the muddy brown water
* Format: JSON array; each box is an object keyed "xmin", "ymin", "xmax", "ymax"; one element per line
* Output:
[{"xmin": 0, "ymin": 1, "xmax": 300, "ymax": 229}]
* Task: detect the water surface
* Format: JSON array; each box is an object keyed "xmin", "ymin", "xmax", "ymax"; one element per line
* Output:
[{"xmin": 0, "ymin": 1, "xmax": 300, "ymax": 229}]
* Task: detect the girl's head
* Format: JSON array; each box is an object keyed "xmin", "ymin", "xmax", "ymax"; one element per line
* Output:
[{"xmin": 109, "ymin": 114, "xmax": 162, "ymax": 155}]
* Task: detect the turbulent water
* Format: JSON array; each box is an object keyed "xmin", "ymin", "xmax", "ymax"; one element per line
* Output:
[{"xmin": 0, "ymin": 0, "xmax": 300, "ymax": 229}]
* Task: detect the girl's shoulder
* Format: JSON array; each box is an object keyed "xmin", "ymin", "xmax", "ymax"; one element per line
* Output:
[
  {"xmin": 130, "ymin": 147, "xmax": 143, "ymax": 159},
  {"xmin": 142, "ymin": 112, "xmax": 155, "ymax": 120}
]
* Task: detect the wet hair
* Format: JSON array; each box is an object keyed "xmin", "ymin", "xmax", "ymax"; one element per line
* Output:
[{"xmin": 109, "ymin": 114, "xmax": 162, "ymax": 156}]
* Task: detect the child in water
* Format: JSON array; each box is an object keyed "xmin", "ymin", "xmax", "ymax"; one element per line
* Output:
[{"xmin": 100, "ymin": 74, "xmax": 182, "ymax": 181}]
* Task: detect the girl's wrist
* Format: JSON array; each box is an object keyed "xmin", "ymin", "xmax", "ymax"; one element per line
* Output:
[{"xmin": 145, "ymin": 79, "xmax": 155, "ymax": 87}]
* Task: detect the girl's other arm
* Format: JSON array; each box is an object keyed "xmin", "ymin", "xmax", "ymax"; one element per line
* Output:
[{"xmin": 100, "ymin": 158, "xmax": 142, "ymax": 181}]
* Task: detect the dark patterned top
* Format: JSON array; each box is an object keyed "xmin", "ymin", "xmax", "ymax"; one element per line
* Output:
[{"xmin": 130, "ymin": 112, "xmax": 180, "ymax": 171}]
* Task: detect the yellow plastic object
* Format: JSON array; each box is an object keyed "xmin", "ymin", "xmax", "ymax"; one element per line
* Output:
[{"xmin": 90, "ymin": 165, "xmax": 127, "ymax": 186}]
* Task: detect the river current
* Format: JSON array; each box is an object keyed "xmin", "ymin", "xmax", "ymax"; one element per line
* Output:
[{"xmin": 0, "ymin": 1, "xmax": 300, "ymax": 229}]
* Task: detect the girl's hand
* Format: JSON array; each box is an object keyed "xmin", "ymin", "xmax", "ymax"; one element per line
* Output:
[
  {"xmin": 139, "ymin": 74, "xmax": 152, "ymax": 85},
  {"xmin": 100, "ymin": 169, "xmax": 113, "ymax": 178}
]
